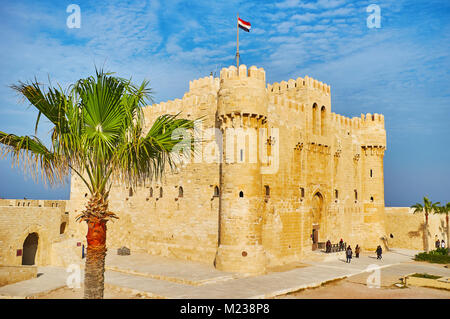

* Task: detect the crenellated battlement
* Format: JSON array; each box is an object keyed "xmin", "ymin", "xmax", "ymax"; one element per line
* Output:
[
  {"xmin": 219, "ymin": 65, "xmax": 266, "ymax": 82},
  {"xmin": 361, "ymin": 113, "xmax": 384, "ymax": 125},
  {"xmin": 268, "ymin": 75, "xmax": 330, "ymax": 95},
  {"xmin": 189, "ymin": 76, "xmax": 220, "ymax": 95},
  {"xmin": 143, "ymin": 93, "xmax": 216, "ymax": 117}
]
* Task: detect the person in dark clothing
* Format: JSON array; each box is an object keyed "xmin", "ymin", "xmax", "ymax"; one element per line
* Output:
[
  {"xmin": 326, "ymin": 240, "xmax": 331, "ymax": 253},
  {"xmin": 355, "ymin": 245, "xmax": 360, "ymax": 258},
  {"xmin": 339, "ymin": 238, "xmax": 344, "ymax": 251},
  {"xmin": 376, "ymin": 245, "xmax": 382, "ymax": 259},
  {"xmin": 435, "ymin": 239, "xmax": 441, "ymax": 249},
  {"xmin": 346, "ymin": 245, "xmax": 352, "ymax": 263}
]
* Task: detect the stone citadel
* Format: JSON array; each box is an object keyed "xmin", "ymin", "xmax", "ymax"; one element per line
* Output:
[{"xmin": 0, "ymin": 65, "xmax": 446, "ymax": 276}]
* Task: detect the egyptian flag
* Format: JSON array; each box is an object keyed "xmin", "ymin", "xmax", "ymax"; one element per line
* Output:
[{"xmin": 238, "ymin": 17, "xmax": 251, "ymax": 32}]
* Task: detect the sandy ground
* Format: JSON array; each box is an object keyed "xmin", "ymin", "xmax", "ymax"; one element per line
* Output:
[{"xmin": 276, "ymin": 278, "xmax": 450, "ymax": 299}]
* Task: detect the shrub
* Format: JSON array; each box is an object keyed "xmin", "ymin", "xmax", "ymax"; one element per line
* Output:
[{"xmin": 414, "ymin": 248, "xmax": 450, "ymax": 264}]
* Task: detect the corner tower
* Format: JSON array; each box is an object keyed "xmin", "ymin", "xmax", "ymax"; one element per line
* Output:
[
  {"xmin": 360, "ymin": 113, "xmax": 387, "ymax": 250},
  {"xmin": 214, "ymin": 65, "xmax": 268, "ymax": 274}
]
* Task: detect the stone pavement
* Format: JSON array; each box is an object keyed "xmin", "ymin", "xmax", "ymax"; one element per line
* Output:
[
  {"xmin": 0, "ymin": 248, "xmax": 448, "ymax": 299},
  {"xmin": 105, "ymin": 252, "xmax": 239, "ymax": 285}
]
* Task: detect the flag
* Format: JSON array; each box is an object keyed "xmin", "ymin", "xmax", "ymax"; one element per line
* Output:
[{"xmin": 238, "ymin": 17, "xmax": 251, "ymax": 32}]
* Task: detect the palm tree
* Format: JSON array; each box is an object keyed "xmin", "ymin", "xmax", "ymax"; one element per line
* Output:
[
  {"xmin": 434, "ymin": 203, "xmax": 449, "ymax": 253},
  {"xmin": 411, "ymin": 196, "xmax": 440, "ymax": 252},
  {"xmin": 0, "ymin": 70, "xmax": 196, "ymax": 298}
]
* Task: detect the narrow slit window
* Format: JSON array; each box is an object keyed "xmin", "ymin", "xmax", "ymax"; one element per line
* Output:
[
  {"xmin": 214, "ymin": 186, "xmax": 220, "ymax": 197},
  {"xmin": 178, "ymin": 186, "xmax": 184, "ymax": 198}
]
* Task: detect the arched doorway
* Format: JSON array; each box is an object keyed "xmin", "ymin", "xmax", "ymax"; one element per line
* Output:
[
  {"xmin": 22, "ymin": 233, "xmax": 39, "ymax": 265},
  {"xmin": 311, "ymin": 192, "xmax": 323, "ymax": 251}
]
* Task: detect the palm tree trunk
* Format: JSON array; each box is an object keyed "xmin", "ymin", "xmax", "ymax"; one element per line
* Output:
[
  {"xmin": 424, "ymin": 213, "xmax": 429, "ymax": 253},
  {"xmin": 84, "ymin": 219, "xmax": 107, "ymax": 299}
]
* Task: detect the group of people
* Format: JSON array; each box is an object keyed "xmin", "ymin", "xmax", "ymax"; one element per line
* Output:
[
  {"xmin": 435, "ymin": 238, "xmax": 446, "ymax": 249},
  {"xmin": 325, "ymin": 239, "xmax": 384, "ymax": 263},
  {"xmin": 345, "ymin": 244, "xmax": 383, "ymax": 263},
  {"xmin": 325, "ymin": 238, "xmax": 347, "ymax": 252},
  {"xmin": 344, "ymin": 244, "xmax": 361, "ymax": 263}
]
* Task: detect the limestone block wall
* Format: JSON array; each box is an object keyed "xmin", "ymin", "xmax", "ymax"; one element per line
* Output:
[
  {"xmin": 385, "ymin": 207, "xmax": 447, "ymax": 251},
  {"xmin": 0, "ymin": 265, "xmax": 37, "ymax": 287},
  {"xmin": 0, "ymin": 200, "xmax": 67, "ymax": 266}
]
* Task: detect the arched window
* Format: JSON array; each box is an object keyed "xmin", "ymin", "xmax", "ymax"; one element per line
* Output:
[
  {"xmin": 312, "ymin": 103, "xmax": 318, "ymax": 135},
  {"xmin": 354, "ymin": 190, "xmax": 358, "ymax": 201},
  {"xmin": 370, "ymin": 169, "xmax": 373, "ymax": 177},
  {"xmin": 300, "ymin": 187, "xmax": 305, "ymax": 198},
  {"xmin": 335, "ymin": 189, "xmax": 339, "ymax": 199},
  {"xmin": 213, "ymin": 186, "xmax": 220, "ymax": 197},
  {"xmin": 160, "ymin": 187, "xmax": 163, "ymax": 198},
  {"xmin": 178, "ymin": 186, "xmax": 184, "ymax": 198},
  {"xmin": 149, "ymin": 187, "xmax": 153, "ymax": 198},
  {"xmin": 321, "ymin": 106, "xmax": 326, "ymax": 135},
  {"xmin": 129, "ymin": 187, "xmax": 133, "ymax": 197},
  {"xmin": 370, "ymin": 196, "xmax": 374, "ymax": 202},
  {"xmin": 265, "ymin": 185, "xmax": 270, "ymax": 197},
  {"xmin": 239, "ymin": 191, "xmax": 244, "ymax": 198}
]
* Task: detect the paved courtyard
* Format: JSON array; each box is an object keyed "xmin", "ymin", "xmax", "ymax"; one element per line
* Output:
[{"xmin": 0, "ymin": 248, "xmax": 448, "ymax": 299}]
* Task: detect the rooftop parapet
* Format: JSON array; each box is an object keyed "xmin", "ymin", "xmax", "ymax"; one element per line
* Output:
[
  {"xmin": 189, "ymin": 76, "xmax": 220, "ymax": 95},
  {"xmin": 268, "ymin": 75, "xmax": 330, "ymax": 95},
  {"xmin": 219, "ymin": 65, "xmax": 266, "ymax": 82},
  {"xmin": 361, "ymin": 113, "xmax": 385, "ymax": 125}
]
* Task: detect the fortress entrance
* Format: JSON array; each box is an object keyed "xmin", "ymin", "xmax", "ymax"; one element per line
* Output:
[
  {"xmin": 311, "ymin": 192, "xmax": 323, "ymax": 251},
  {"xmin": 22, "ymin": 232, "xmax": 38, "ymax": 265}
]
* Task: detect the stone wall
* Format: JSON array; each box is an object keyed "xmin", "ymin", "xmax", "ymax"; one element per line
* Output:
[
  {"xmin": 0, "ymin": 265, "xmax": 37, "ymax": 287},
  {"xmin": 0, "ymin": 200, "xmax": 68, "ymax": 266},
  {"xmin": 385, "ymin": 207, "xmax": 447, "ymax": 251}
]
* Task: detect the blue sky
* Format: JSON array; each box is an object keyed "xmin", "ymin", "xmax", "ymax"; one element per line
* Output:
[{"xmin": 0, "ymin": 0, "xmax": 449, "ymax": 206}]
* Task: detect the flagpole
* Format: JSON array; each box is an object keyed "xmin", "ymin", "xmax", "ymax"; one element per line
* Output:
[{"xmin": 237, "ymin": 12, "xmax": 240, "ymax": 72}]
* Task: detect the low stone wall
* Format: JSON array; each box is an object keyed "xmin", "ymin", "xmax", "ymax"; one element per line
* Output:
[
  {"xmin": 0, "ymin": 265, "xmax": 37, "ymax": 287},
  {"xmin": 405, "ymin": 275, "xmax": 450, "ymax": 290}
]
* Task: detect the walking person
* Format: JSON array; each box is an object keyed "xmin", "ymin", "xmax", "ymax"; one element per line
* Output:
[
  {"xmin": 346, "ymin": 245, "xmax": 352, "ymax": 263},
  {"xmin": 376, "ymin": 245, "xmax": 382, "ymax": 260},
  {"xmin": 441, "ymin": 239, "xmax": 446, "ymax": 249},
  {"xmin": 355, "ymin": 244, "xmax": 360, "ymax": 258}
]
